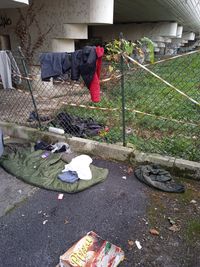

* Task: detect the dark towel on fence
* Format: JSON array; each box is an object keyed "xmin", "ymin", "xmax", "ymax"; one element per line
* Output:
[
  {"xmin": 134, "ymin": 164, "xmax": 185, "ymax": 193},
  {"xmin": 40, "ymin": 52, "xmax": 71, "ymax": 81}
]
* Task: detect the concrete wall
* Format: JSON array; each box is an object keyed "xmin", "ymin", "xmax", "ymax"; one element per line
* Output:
[{"xmin": 0, "ymin": 0, "xmax": 114, "ymax": 55}]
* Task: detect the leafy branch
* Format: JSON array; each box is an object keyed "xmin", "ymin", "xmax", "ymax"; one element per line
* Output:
[{"xmin": 105, "ymin": 36, "xmax": 155, "ymax": 70}]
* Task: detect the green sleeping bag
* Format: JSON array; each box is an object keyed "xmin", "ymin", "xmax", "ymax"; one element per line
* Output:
[{"xmin": 0, "ymin": 145, "xmax": 108, "ymax": 193}]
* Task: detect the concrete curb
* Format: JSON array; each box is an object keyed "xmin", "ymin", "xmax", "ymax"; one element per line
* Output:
[{"xmin": 0, "ymin": 121, "xmax": 200, "ymax": 180}]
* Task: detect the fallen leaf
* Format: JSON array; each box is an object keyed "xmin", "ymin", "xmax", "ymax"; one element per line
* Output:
[
  {"xmin": 64, "ymin": 219, "xmax": 69, "ymax": 224},
  {"xmin": 108, "ymin": 65, "xmax": 114, "ymax": 73},
  {"xmin": 127, "ymin": 167, "xmax": 133, "ymax": 174},
  {"xmin": 169, "ymin": 225, "xmax": 180, "ymax": 232},
  {"xmin": 149, "ymin": 229, "xmax": 160, "ymax": 236},
  {"xmin": 128, "ymin": 240, "xmax": 134, "ymax": 246}
]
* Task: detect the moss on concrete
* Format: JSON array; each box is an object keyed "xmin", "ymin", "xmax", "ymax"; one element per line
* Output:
[{"xmin": 4, "ymin": 197, "xmax": 28, "ymax": 216}]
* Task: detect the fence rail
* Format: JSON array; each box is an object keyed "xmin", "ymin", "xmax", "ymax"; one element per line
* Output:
[{"xmin": 0, "ymin": 49, "xmax": 199, "ymax": 162}]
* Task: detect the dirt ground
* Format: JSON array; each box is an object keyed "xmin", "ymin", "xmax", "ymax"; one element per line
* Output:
[{"xmin": 129, "ymin": 176, "xmax": 200, "ymax": 267}]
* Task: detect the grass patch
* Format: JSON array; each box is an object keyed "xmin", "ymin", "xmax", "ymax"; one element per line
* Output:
[
  {"xmin": 58, "ymin": 53, "xmax": 200, "ymax": 161},
  {"xmin": 185, "ymin": 219, "xmax": 200, "ymax": 243}
]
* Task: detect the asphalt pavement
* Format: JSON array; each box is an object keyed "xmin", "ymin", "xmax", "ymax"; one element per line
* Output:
[{"xmin": 0, "ymin": 158, "xmax": 148, "ymax": 267}]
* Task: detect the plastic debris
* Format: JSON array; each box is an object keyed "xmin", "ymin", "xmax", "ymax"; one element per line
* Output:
[
  {"xmin": 59, "ymin": 231, "xmax": 124, "ymax": 267},
  {"xmin": 58, "ymin": 193, "xmax": 64, "ymax": 200},
  {"xmin": 142, "ymin": 218, "xmax": 148, "ymax": 225},
  {"xmin": 122, "ymin": 176, "xmax": 127, "ymax": 180},
  {"xmin": 135, "ymin": 240, "xmax": 142, "ymax": 250},
  {"xmin": 3, "ymin": 136, "xmax": 10, "ymax": 141},
  {"xmin": 190, "ymin": 199, "xmax": 197, "ymax": 204},
  {"xmin": 48, "ymin": 126, "xmax": 65, "ymax": 135},
  {"xmin": 125, "ymin": 128, "xmax": 133, "ymax": 134},
  {"xmin": 18, "ymin": 189, "xmax": 22, "ymax": 194},
  {"xmin": 43, "ymin": 220, "xmax": 48, "ymax": 225},
  {"xmin": 168, "ymin": 217, "xmax": 176, "ymax": 225},
  {"xmin": 64, "ymin": 219, "xmax": 69, "ymax": 224},
  {"xmin": 41, "ymin": 151, "xmax": 50, "ymax": 159}
]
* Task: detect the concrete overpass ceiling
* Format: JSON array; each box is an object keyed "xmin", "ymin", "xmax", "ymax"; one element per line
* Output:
[
  {"xmin": 114, "ymin": 0, "xmax": 200, "ymax": 32},
  {"xmin": 0, "ymin": 0, "xmax": 29, "ymax": 9}
]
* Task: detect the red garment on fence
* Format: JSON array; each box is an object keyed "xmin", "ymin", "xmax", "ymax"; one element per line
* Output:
[{"xmin": 89, "ymin": 46, "xmax": 104, "ymax": 103}]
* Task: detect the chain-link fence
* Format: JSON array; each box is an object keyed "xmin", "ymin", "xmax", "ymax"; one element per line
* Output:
[{"xmin": 0, "ymin": 49, "xmax": 199, "ymax": 162}]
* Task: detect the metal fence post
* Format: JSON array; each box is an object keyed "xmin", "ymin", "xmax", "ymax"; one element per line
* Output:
[
  {"xmin": 119, "ymin": 32, "xmax": 126, "ymax": 147},
  {"xmin": 18, "ymin": 47, "xmax": 42, "ymax": 129}
]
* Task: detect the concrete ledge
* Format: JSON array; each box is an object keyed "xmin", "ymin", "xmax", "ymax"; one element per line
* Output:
[
  {"xmin": 134, "ymin": 151, "xmax": 175, "ymax": 168},
  {"xmin": 0, "ymin": 121, "xmax": 66, "ymax": 143},
  {"xmin": 0, "ymin": 121, "xmax": 200, "ymax": 180},
  {"xmin": 174, "ymin": 158, "xmax": 200, "ymax": 180},
  {"xmin": 68, "ymin": 137, "xmax": 134, "ymax": 162}
]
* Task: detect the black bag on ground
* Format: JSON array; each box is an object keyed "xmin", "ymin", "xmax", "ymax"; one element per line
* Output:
[{"xmin": 134, "ymin": 164, "xmax": 185, "ymax": 193}]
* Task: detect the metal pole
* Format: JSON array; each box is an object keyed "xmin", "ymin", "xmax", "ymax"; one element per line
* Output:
[
  {"xmin": 119, "ymin": 32, "xmax": 126, "ymax": 147},
  {"xmin": 18, "ymin": 47, "xmax": 42, "ymax": 129}
]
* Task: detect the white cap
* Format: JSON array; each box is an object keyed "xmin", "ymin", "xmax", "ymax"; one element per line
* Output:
[{"xmin": 62, "ymin": 155, "xmax": 93, "ymax": 180}]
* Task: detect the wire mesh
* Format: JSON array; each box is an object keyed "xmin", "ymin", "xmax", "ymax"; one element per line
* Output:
[
  {"xmin": 123, "ymin": 52, "xmax": 200, "ymax": 161},
  {"xmin": 0, "ymin": 50, "xmax": 199, "ymax": 161}
]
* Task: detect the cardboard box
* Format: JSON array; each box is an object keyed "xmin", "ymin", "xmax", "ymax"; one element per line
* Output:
[{"xmin": 59, "ymin": 231, "xmax": 124, "ymax": 267}]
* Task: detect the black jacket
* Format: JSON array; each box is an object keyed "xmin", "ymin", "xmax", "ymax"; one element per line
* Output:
[{"xmin": 71, "ymin": 46, "xmax": 97, "ymax": 88}]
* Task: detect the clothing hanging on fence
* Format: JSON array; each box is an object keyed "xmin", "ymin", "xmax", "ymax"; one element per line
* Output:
[
  {"xmin": 89, "ymin": 46, "xmax": 104, "ymax": 102},
  {"xmin": 0, "ymin": 51, "xmax": 12, "ymax": 89},
  {"xmin": 6, "ymin": 50, "xmax": 21, "ymax": 86},
  {"xmin": 40, "ymin": 46, "xmax": 104, "ymax": 103},
  {"xmin": 40, "ymin": 52, "xmax": 71, "ymax": 81},
  {"xmin": 0, "ymin": 50, "xmax": 22, "ymax": 89},
  {"xmin": 71, "ymin": 46, "xmax": 97, "ymax": 87}
]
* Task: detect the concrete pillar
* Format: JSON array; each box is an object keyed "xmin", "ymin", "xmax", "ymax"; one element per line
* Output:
[
  {"xmin": 89, "ymin": 0, "xmax": 114, "ymax": 24},
  {"xmin": 182, "ymin": 32, "xmax": 195, "ymax": 41},
  {"xmin": 66, "ymin": 0, "xmax": 114, "ymax": 24},
  {"xmin": 91, "ymin": 22, "xmax": 179, "ymax": 42},
  {"xmin": 52, "ymin": 38, "xmax": 75, "ymax": 52},
  {"xmin": 150, "ymin": 22, "xmax": 178, "ymax": 37},
  {"xmin": 63, "ymin": 24, "xmax": 88, "ymax": 39},
  {"xmin": 177, "ymin": 26, "xmax": 183, "ymax": 38},
  {"xmin": 157, "ymin": 42, "xmax": 166, "ymax": 48}
]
